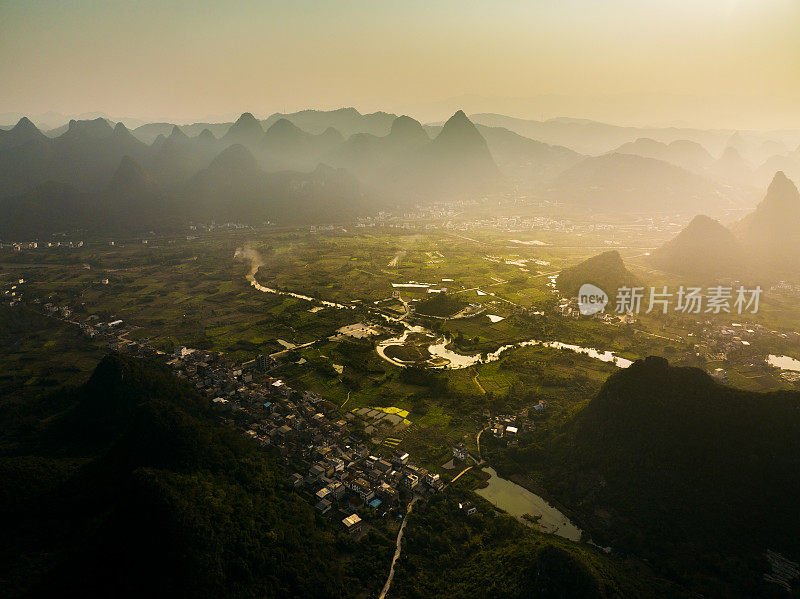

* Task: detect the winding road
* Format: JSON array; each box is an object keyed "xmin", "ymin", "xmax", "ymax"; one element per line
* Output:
[{"xmin": 472, "ymin": 368, "xmax": 486, "ymax": 394}]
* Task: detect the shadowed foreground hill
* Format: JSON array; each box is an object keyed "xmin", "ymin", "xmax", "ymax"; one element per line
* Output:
[
  {"xmin": 504, "ymin": 357, "xmax": 800, "ymax": 597},
  {"xmin": 0, "ymin": 354, "xmax": 677, "ymax": 598},
  {"xmin": 391, "ymin": 493, "xmax": 685, "ymax": 599},
  {"xmin": 0, "ymin": 355, "xmax": 368, "ymax": 598},
  {"xmin": 0, "ymin": 356, "xmax": 673, "ymax": 599}
]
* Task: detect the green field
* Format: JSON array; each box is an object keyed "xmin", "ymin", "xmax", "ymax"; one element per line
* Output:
[{"xmin": 3, "ymin": 224, "xmax": 799, "ymax": 466}]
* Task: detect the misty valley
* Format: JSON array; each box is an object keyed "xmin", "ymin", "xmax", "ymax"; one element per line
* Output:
[
  {"xmin": 4, "ymin": 2, "xmax": 800, "ymax": 597},
  {"xmin": 4, "ymin": 109, "xmax": 800, "ymax": 598}
]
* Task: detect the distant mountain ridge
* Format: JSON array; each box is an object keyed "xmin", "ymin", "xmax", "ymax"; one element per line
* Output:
[
  {"xmin": 544, "ymin": 153, "xmax": 741, "ymax": 213},
  {"xmin": 649, "ymin": 171, "xmax": 800, "ymax": 281},
  {"xmin": 736, "ymin": 171, "xmax": 800, "ymax": 248},
  {"xmin": 3, "ymin": 108, "xmax": 794, "ymax": 237},
  {"xmin": 0, "ymin": 116, "xmax": 47, "ymax": 151},
  {"xmin": 735, "ymin": 171, "xmax": 800, "ymax": 274},
  {"xmin": 0, "ymin": 142, "xmax": 364, "ymax": 237},
  {"xmin": 221, "ymin": 112, "xmax": 263, "ymax": 146},
  {"xmin": 0, "ymin": 118, "xmax": 151, "ymax": 197},
  {"xmin": 0, "ymin": 109, "xmax": 517, "ymax": 235},
  {"xmin": 649, "ymin": 215, "xmax": 747, "ymax": 280},
  {"xmin": 261, "ymin": 107, "xmax": 398, "ymax": 138},
  {"xmin": 395, "ymin": 110, "xmax": 500, "ymax": 198},
  {"xmin": 611, "ymin": 137, "xmax": 714, "ymax": 173}
]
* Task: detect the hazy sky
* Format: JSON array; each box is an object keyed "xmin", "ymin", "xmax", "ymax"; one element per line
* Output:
[{"xmin": 2, "ymin": 0, "xmax": 799, "ymax": 128}]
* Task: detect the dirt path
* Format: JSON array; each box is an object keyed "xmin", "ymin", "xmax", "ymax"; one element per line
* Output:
[
  {"xmin": 268, "ymin": 340, "xmax": 317, "ymax": 359},
  {"xmin": 476, "ymin": 428, "xmax": 486, "ymax": 462},
  {"xmin": 633, "ymin": 328, "xmax": 683, "ymax": 343},
  {"xmin": 447, "ymin": 466, "xmax": 473, "ymax": 487},
  {"xmin": 387, "ymin": 251, "xmax": 405, "ymax": 267},
  {"xmin": 446, "ymin": 232, "xmax": 489, "ymax": 246},
  {"xmin": 378, "ymin": 496, "xmax": 419, "ymax": 599},
  {"xmin": 472, "ymin": 368, "xmax": 486, "ymax": 394}
]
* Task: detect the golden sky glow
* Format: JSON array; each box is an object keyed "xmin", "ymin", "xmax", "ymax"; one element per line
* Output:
[{"xmin": 1, "ymin": 0, "xmax": 799, "ymax": 128}]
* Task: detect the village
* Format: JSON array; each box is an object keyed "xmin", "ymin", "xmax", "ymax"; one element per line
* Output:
[
  {"xmin": 5, "ymin": 256, "xmax": 800, "ymax": 544},
  {"xmin": 4, "ymin": 277, "xmax": 519, "ymax": 540},
  {"xmin": 166, "ymin": 343, "xmax": 458, "ymax": 537}
]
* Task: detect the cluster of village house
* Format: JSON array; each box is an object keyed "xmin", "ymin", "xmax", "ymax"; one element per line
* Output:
[
  {"xmin": 7, "ymin": 278, "xmax": 481, "ymax": 535},
  {"xmin": 8, "ymin": 276, "xmax": 569, "ymax": 535},
  {"xmin": 2, "ymin": 279, "xmax": 25, "ymax": 307},
  {"xmin": 162, "ymin": 346, "xmax": 471, "ymax": 534},
  {"xmin": 555, "ymin": 295, "xmax": 637, "ymax": 324},
  {"xmin": 484, "ymin": 412, "xmax": 539, "ymax": 443}
]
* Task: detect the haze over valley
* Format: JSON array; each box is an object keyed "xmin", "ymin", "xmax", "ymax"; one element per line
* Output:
[{"xmin": 3, "ymin": 2, "xmax": 800, "ymax": 598}]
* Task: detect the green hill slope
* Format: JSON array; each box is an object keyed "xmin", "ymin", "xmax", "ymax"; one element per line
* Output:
[
  {"xmin": 505, "ymin": 356, "xmax": 800, "ymax": 596},
  {"xmin": 0, "ymin": 355, "xmax": 366, "ymax": 598},
  {"xmin": 556, "ymin": 250, "xmax": 639, "ymax": 301}
]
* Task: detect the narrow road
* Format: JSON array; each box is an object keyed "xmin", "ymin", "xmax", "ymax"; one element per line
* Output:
[
  {"xmin": 472, "ymin": 368, "xmax": 486, "ymax": 394},
  {"xmin": 399, "ymin": 296, "xmax": 411, "ymax": 321},
  {"xmin": 452, "ymin": 285, "xmax": 521, "ymax": 307},
  {"xmin": 116, "ymin": 326, "xmax": 140, "ymax": 343},
  {"xmin": 633, "ymin": 328, "xmax": 683, "ymax": 343},
  {"xmin": 446, "ymin": 232, "xmax": 489, "ymax": 246},
  {"xmin": 268, "ymin": 339, "xmax": 317, "ymax": 359},
  {"xmin": 447, "ymin": 466, "xmax": 473, "ymax": 487},
  {"xmin": 378, "ymin": 496, "xmax": 419, "ymax": 599}
]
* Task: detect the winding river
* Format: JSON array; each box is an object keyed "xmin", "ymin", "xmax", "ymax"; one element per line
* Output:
[
  {"xmin": 237, "ymin": 247, "xmax": 631, "ymax": 371},
  {"xmin": 235, "ymin": 247, "xmax": 352, "ymax": 309},
  {"xmin": 377, "ymin": 323, "xmax": 632, "ymax": 370},
  {"xmin": 237, "ymin": 247, "xmax": 611, "ymax": 546},
  {"xmin": 237, "ymin": 248, "xmax": 608, "ymax": 547}
]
